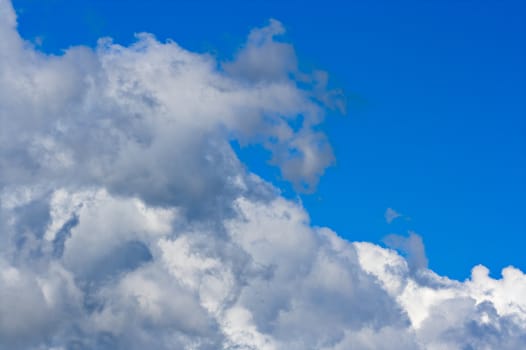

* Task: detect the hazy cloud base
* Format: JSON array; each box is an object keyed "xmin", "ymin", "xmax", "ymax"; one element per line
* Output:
[{"xmin": 1, "ymin": 1, "xmax": 525, "ymax": 349}]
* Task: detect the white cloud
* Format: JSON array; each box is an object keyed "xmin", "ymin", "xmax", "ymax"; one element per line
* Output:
[{"xmin": 0, "ymin": 0, "xmax": 525, "ymax": 348}]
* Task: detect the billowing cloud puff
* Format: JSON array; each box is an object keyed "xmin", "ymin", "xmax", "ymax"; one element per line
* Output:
[{"xmin": 0, "ymin": 0, "xmax": 525, "ymax": 349}]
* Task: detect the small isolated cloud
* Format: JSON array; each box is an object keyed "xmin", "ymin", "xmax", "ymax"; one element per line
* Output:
[
  {"xmin": 0, "ymin": 0, "xmax": 525, "ymax": 348},
  {"xmin": 385, "ymin": 207, "xmax": 402, "ymax": 224}
]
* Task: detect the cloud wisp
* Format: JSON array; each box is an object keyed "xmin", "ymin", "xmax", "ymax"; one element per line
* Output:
[
  {"xmin": 385, "ymin": 207, "xmax": 402, "ymax": 224},
  {"xmin": 0, "ymin": 1, "xmax": 525, "ymax": 349}
]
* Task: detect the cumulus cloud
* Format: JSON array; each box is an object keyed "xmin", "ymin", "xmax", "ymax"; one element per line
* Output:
[
  {"xmin": 0, "ymin": 0, "xmax": 525, "ymax": 349},
  {"xmin": 384, "ymin": 232, "xmax": 428, "ymax": 273}
]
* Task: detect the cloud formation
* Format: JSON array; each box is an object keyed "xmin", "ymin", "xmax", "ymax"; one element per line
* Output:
[
  {"xmin": 0, "ymin": 1, "xmax": 525, "ymax": 349},
  {"xmin": 384, "ymin": 207, "xmax": 402, "ymax": 224}
]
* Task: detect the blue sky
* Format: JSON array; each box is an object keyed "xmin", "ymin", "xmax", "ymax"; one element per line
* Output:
[{"xmin": 12, "ymin": 0, "xmax": 526, "ymax": 280}]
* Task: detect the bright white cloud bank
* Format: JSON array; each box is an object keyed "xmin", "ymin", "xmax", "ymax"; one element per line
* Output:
[{"xmin": 0, "ymin": 1, "xmax": 525, "ymax": 348}]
